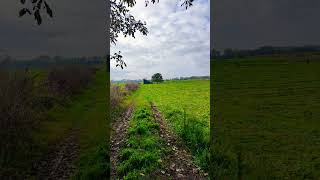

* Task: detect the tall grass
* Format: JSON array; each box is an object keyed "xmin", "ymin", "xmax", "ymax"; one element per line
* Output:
[
  {"xmin": 46, "ymin": 65, "xmax": 97, "ymax": 97},
  {"xmin": 0, "ymin": 65, "xmax": 99, "ymax": 178},
  {"xmin": 164, "ymin": 107, "xmax": 210, "ymax": 171},
  {"xmin": 110, "ymin": 83, "xmax": 140, "ymax": 123},
  {"xmin": 0, "ymin": 70, "xmax": 44, "ymax": 178}
]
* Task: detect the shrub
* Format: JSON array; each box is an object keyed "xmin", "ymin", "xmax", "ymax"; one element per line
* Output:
[
  {"xmin": 124, "ymin": 83, "xmax": 139, "ymax": 93},
  {"xmin": 0, "ymin": 70, "xmax": 43, "ymax": 178},
  {"xmin": 46, "ymin": 65, "xmax": 95, "ymax": 96},
  {"xmin": 110, "ymin": 85, "xmax": 123, "ymax": 108}
]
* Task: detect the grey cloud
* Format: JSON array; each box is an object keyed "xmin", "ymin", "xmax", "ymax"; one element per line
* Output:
[
  {"xmin": 111, "ymin": 0, "xmax": 210, "ymax": 80},
  {"xmin": 212, "ymin": 0, "xmax": 320, "ymax": 50},
  {"xmin": 0, "ymin": 0, "xmax": 106, "ymax": 59}
]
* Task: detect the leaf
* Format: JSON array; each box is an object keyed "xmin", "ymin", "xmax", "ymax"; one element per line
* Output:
[
  {"xmin": 37, "ymin": 0, "xmax": 43, "ymax": 9},
  {"xmin": 44, "ymin": 1, "xmax": 53, "ymax": 17},
  {"xmin": 19, "ymin": 8, "xmax": 27, "ymax": 17},
  {"xmin": 32, "ymin": 0, "xmax": 38, "ymax": 3},
  {"xmin": 34, "ymin": 10, "xmax": 42, "ymax": 25},
  {"xmin": 20, "ymin": 0, "xmax": 26, "ymax": 4}
]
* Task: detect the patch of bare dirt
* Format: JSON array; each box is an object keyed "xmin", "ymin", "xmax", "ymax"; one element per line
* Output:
[
  {"xmin": 110, "ymin": 105, "xmax": 134, "ymax": 179},
  {"xmin": 33, "ymin": 127, "xmax": 81, "ymax": 180},
  {"xmin": 150, "ymin": 103, "xmax": 208, "ymax": 180}
]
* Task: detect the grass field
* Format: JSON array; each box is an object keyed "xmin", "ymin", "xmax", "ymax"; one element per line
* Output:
[
  {"xmin": 211, "ymin": 57, "xmax": 320, "ymax": 179},
  {"xmin": 33, "ymin": 67, "xmax": 108, "ymax": 179},
  {"xmin": 0, "ymin": 66, "xmax": 108, "ymax": 178},
  {"xmin": 131, "ymin": 80, "xmax": 210, "ymax": 171}
]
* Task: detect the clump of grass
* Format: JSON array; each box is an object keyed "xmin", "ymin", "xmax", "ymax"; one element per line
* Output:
[
  {"xmin": 117, "ymin": 107, "xmax": 168, "ymax": 179},
  {"xmin": 72, "ymin": 144, "xmax": 109, "ymax": 180},
  {"xmin": 210, "ymin": 141, "xmax": 238, "ymax": 179}
]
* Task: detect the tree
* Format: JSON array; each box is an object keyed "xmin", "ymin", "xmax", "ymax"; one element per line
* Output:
[
  {"xmin": 18, "ymin": 0, "xmax": 195, "ymax": 68},
  {"xmin": 151, "ymin": 73, "xmax": 163, "ymax": 83}
]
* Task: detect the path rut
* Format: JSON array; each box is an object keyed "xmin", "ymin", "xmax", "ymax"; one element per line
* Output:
[
  {"xmin": 110, "ymin": 105, "xmax": 134, "ymax": 179},
  {"xmin": 109, "ymin": 103, "xmax": 207, "ymax": 179},
  {"xmin": 34, "ymin": 127, "xmax": 81, "ymax": 180},
  {"xmin": 150, "ymin": 103, "xmax": 208, "ymax": 180}
]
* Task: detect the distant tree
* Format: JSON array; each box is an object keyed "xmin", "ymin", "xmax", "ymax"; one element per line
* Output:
[{"xmin": 151, "ymin": 73, "xmax": 163, "ymax": 83}]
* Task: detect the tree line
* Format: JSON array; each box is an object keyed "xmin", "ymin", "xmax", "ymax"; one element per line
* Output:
[{"xmin": 211, "ymin": 45, "xmax": 320, "ymax": 59}]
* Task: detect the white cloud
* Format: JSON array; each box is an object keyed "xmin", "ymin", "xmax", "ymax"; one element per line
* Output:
[{"xmin": 111, "ymin": 0, "xmax": 210, "ymax": 80}]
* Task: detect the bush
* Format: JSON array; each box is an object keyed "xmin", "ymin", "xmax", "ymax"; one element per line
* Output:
[
  {"xmin": 0, "ymin": 70, "xmax": 43, "ymax": 178},
  {"xmin": 124, "ymin": 83, "xmax": 139, "ymax": 93},
  {"xmin": 110, "ymin": 85, "xmax": 123, "ymax": 108},
  {"xmin": 46, "ymin": 65, "xmax": 96, "ymax": 96}
]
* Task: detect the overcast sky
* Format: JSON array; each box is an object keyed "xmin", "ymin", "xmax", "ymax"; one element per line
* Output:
[
  {"xmin": 0, "ymin": 0, "xmax": 106, "ymax": 59},
  {"xmin": 111, "ymin": 0, "xmax": 210, "ymax": 80},
  {"xmin": 212, "ymin": 0, "xmax": 320, "ymax": 51},
  {"xmin": 2, "ymin": 0, "xmax": 320, "ymax": 79}
]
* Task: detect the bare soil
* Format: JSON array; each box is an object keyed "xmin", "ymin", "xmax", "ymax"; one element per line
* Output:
[
  {"xmin": 33, "ymin": 127, "xmax": 81, "ymax": 180},
  {"xmin": 110, "ymin": 105, "xmax": 134, "ymax": 179}
]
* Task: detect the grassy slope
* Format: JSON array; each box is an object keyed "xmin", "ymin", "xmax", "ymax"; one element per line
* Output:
[
  {"xmin": 33, "ymin": 68, "xmax": 108, "ymax": 179},
  {"xmin": 132, "ymin": 80, "xmax": 210, "ymax": 171},
  {"xmin": 211, "ymin": 57, "xmax": 320, "ymax": 179}
]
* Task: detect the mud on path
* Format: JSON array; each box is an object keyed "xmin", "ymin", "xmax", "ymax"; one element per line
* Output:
[
  {"xmin": 150, "ymin": 103, "xmax": 207, "ymax": 180},
  {"xmin": 33, "ymin": 127, "xmax": 81, "ymax": 180},
  {"xmin": 110, "ymin": 105, "xmax": 134, "ymax": 179}
]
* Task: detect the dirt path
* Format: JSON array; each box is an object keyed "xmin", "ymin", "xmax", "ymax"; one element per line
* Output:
[
  {"xmin": 34, "ymin": 127, "xmax": 81, "ymax": 180},
  {"xmin": 110, "ymin": 105, "xmax": 134, "ymax": 179},
  {"xmin": 150, "ymin": 103, "xmax": 208, "ymax": 180}
]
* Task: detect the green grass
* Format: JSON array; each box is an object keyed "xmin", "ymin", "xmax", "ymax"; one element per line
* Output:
[
  {"xmin": 68, "ymin": 69, "xmax": 108, "ymax": 179},
  {"xmin": 30, "ymin": 68, "xmax": 108, "ymax": 179},
  {"xmin": 211, "ymin": 57, "xmax": 320, "ymax": 179},
  {"xmin": 131, "ymin": 80, "xmax": 210, "ymax": 172},
  {"xmin": 117, "ymin": 107, "xmax": 169, "ymax": 179}
]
